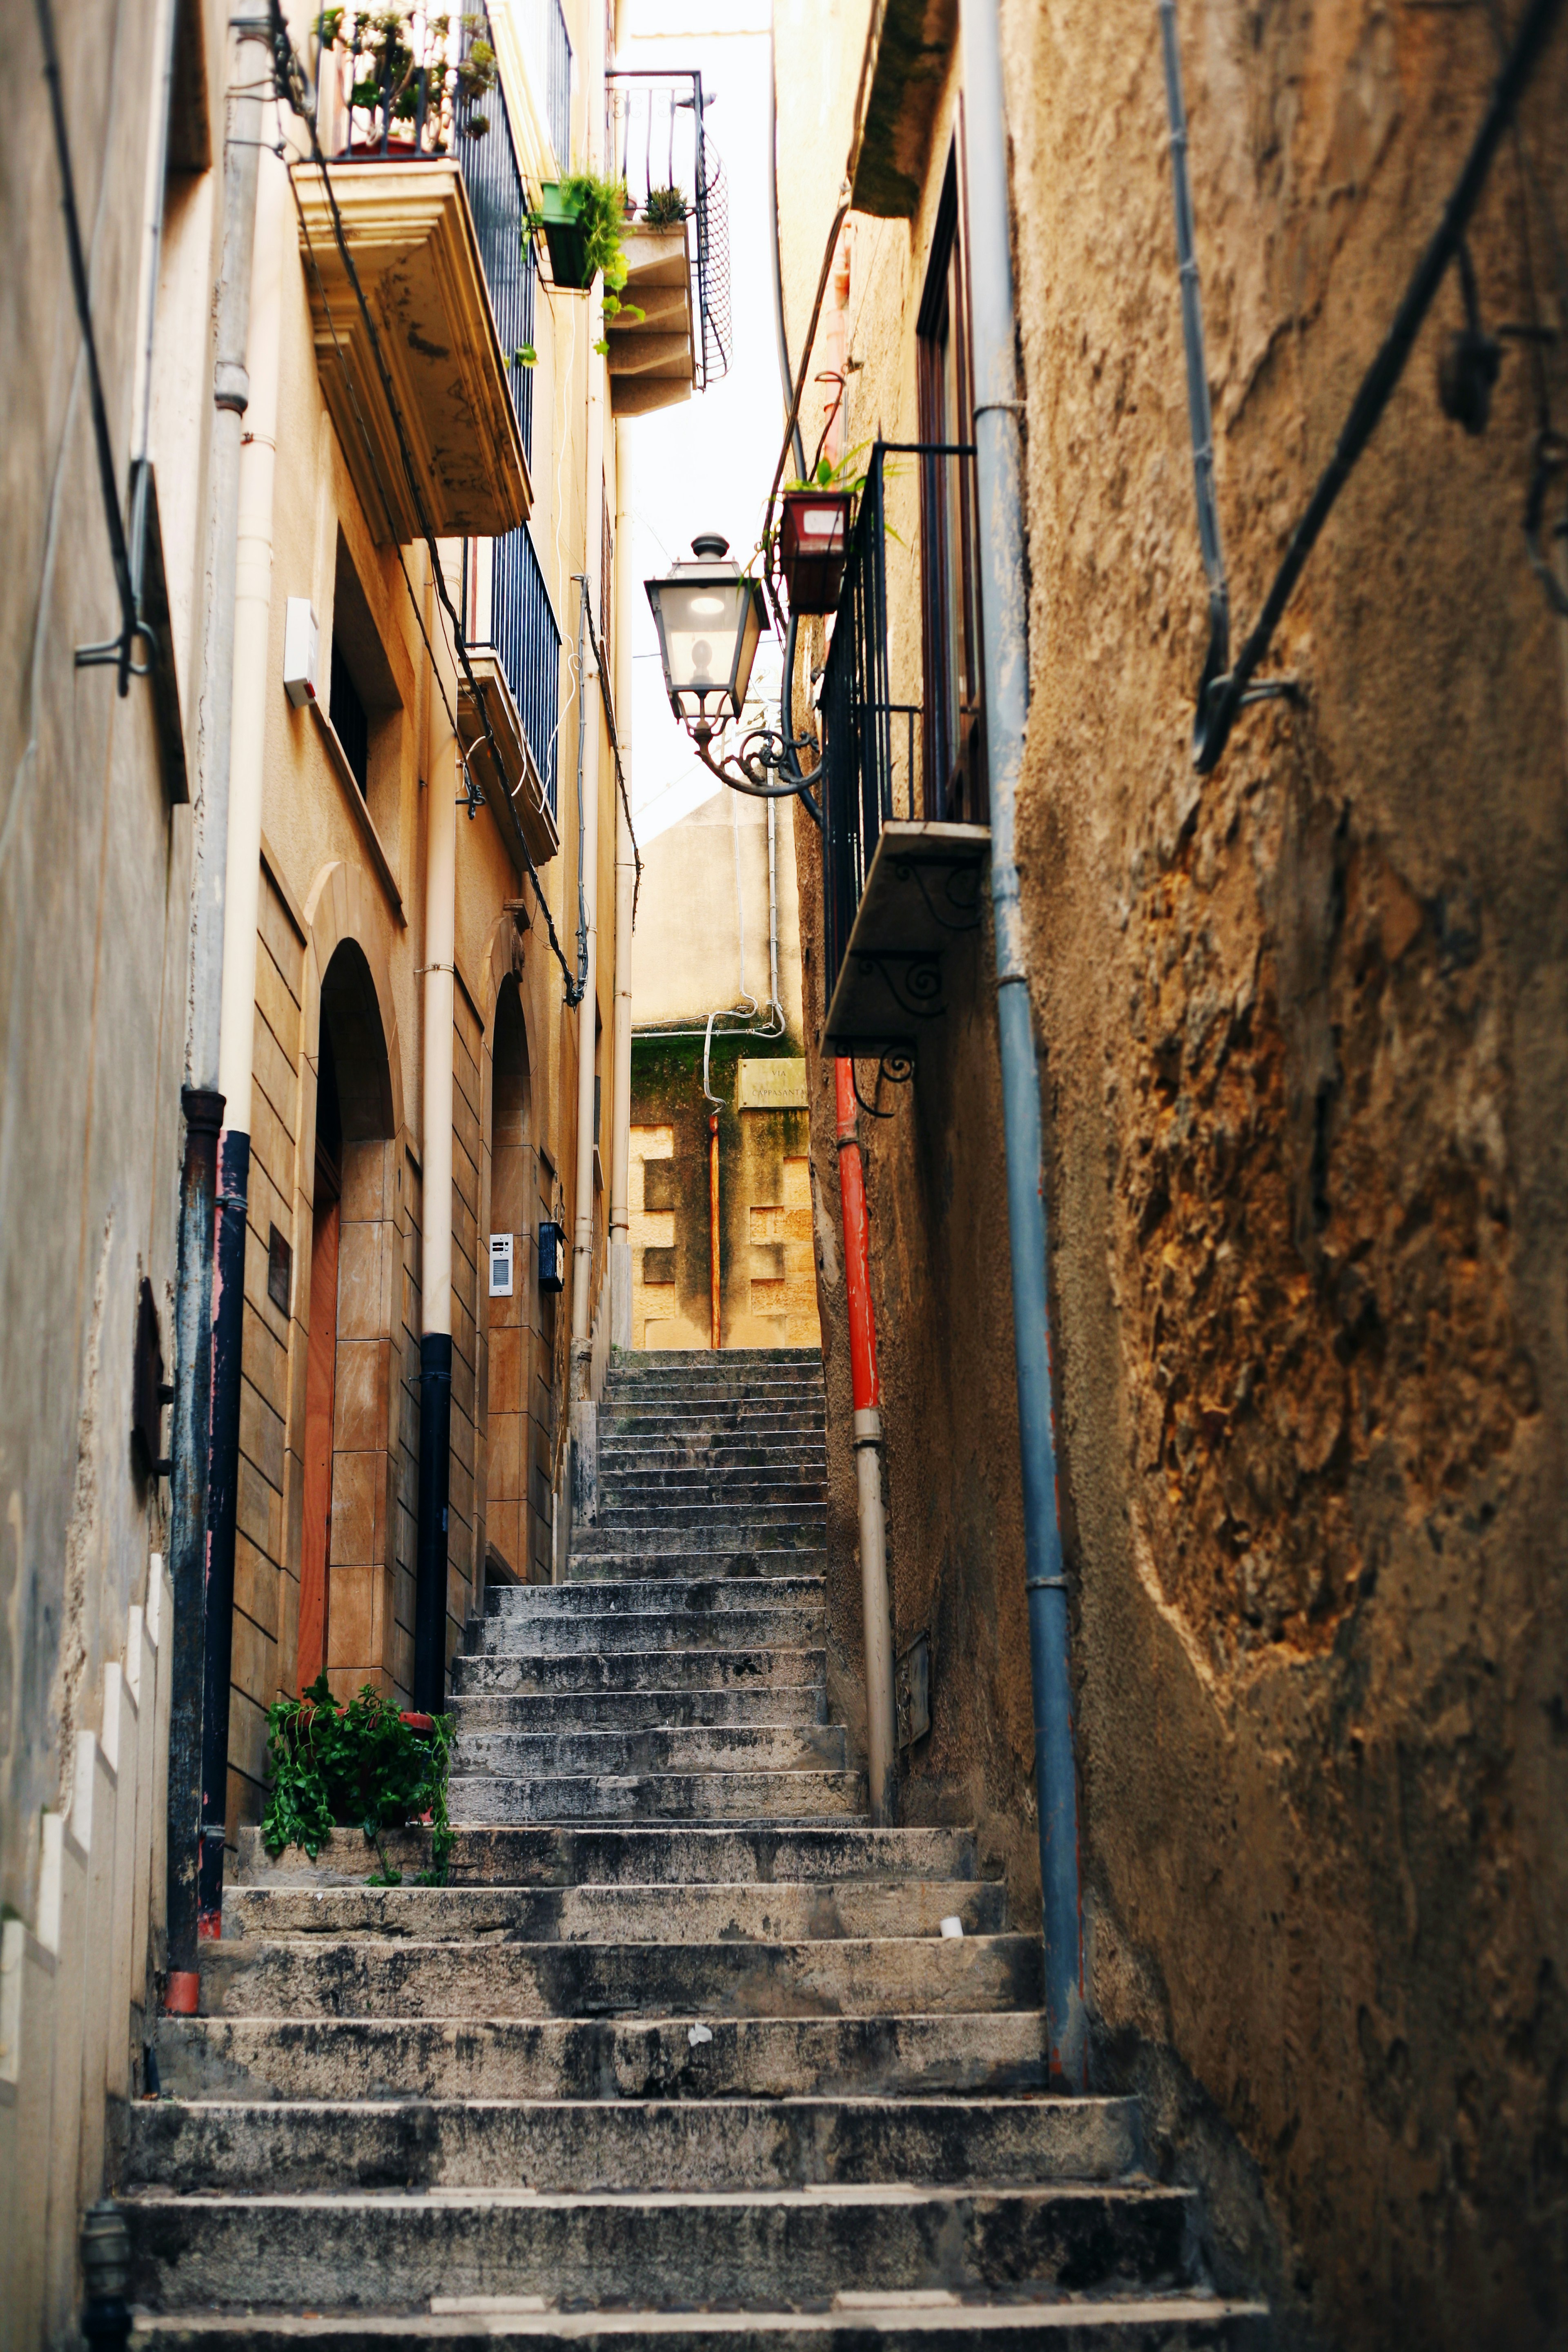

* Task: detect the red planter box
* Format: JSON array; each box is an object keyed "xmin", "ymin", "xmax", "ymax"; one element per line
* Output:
[{"xmin": 779, "ymin": 490, "xmax": 853, "ymax": 614}]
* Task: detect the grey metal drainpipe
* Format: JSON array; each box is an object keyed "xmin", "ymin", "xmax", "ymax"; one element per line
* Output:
[
  {"xmin": 164, "ymin": 19, "xmax": 269, "ymax": 2009},
  {"xmin": 959, "ymin": 0, "xmax": 1087, "ymax": 2087}
]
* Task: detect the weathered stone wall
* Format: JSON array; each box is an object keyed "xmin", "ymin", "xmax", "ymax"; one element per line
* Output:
[
  {"xmin": 1002, "ymin": 0, "xmax": 1568, "ymax": 2341},
  {"xmin": 0, "ymin": 0, "xmax": 225, "ymax": 1928},
  {"xmin": 780, "ymin": 0, "xmax": 1568, "ymax": 2338}
]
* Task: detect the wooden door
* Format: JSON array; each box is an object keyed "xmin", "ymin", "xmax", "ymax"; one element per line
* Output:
[{"xmin": 298, "ymin": 1162, "xmax": 341, "ymax": 1692}]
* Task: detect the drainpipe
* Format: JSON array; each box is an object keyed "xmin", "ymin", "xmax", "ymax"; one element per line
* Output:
[
  {"xmin": 198, "ymin": 139, "xmax": 286, "ymax": 1937},
  {"xmin": 164, "ymin": 20, "xmax": 268, "ymax": 2013},
  {"xmin": 415, "ymin": 551, "xmax": 459, "ymax": 1714},
  {"xmin": 608, "ymin": 423, "xmax": 635, "ymax": 1350},
  {"xmin": 960, "ymin": 0, "xmax": 1086, "ymax": 2086},
  {"xmin": 570, "ymin": 284, "xmax": 607, "ymax": 1519},
  {"xmin": 834, "ymin": 1062, "xmax": 895, "ymax": 1824}
]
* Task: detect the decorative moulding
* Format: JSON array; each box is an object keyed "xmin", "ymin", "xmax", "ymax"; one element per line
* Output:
[{"xmin": 292, "ymin": 161, "xmax": 532, "ymax": 545}]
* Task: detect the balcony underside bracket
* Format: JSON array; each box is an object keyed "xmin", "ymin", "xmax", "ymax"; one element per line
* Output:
[{"xmin": 823, "ymin": 819, "xmax": 990, "ymax": 1060}]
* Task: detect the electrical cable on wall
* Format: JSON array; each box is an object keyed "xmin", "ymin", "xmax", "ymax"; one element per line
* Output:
[
  {"xmin": 265, "ymin": 0, "xmax": 582, "ymax": 1002},
  {"xmin": 1163, "ymin": 0, "xmax": 1568, "ymax": 772}
]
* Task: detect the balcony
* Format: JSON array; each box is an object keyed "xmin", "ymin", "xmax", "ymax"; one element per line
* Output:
[
  {"xmin": 602, "ymin": 71, "xmax": 731, "ymax": 416},
  {"xmin": 461, "ymin": 527, "xmax": 562, "ymax": 868},
  {"xmin": 294, "ymin": 12, "xmax": 534, "ymax": 544},
  {"xmin": 819, "ymin": 443, "xmax": 989, "ymax": 1066}
]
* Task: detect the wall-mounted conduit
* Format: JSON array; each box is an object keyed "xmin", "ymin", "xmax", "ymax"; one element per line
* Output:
[{"xmin": 1160, "ymin": 0, "xmax": 1568, "ymax": 773}]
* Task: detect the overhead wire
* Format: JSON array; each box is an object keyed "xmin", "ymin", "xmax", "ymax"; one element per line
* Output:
[{"xmin": 263, "ymin": 0, "xmax": 582, "ymax": 1000}]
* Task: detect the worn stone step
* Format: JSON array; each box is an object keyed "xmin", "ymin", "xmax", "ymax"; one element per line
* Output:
[
  {"xmin": 156, "ymin": 2007, "xmax": 1052, "ymax": 2104},
  {"xmin": 446, "ymin": 1766, "xmax": 866, "ymax": 1825},
  {"xmin": 599, "ymin": 1440, "xmax": 828, "ymax": 1468},
  {"xmin": 474, "ymin": 1610, "xmax": 823, "ymax": 1656},
  {"xmin": 452, "ymin": 1725, "xmax": 849, "ymax": 1778},
  {"xmin": 123, "ymin": 2182, "xmax": 1200, "ymax": 2312},
  {"xmin": 129, "ymin": 2296, "xmax": 1273, "ymax": 2349},
  {"xmin": 235, "ymin": 1824, "xmax": 983, "ymax": 1892},
  {"xmin": 599, "ymin": 1476, "xmax": 828, "ymax": 1505},
  {"xmin": 485, "ymin": 1577, "xmax": 825, "ymax": 1618},
  {"xmin": 218, "ymin": 1880, "xmax": 1009, "ymax": 1945},
  {"xmin": 451, "ymin": 1686, "xmax": 827, "ymax": 1731},
  {"xmin": 195, "ymin": 1932, "xmax": 1043, "ymax": 2021},
  {"xmin": 600, "ymin": 1413, "xmax": 826, "ymax": 1441},
  {"xmin": 593, "ymin": 1503, "xmax": 827, "ymax": 1530},
  {"xmin": 568, "ymin": 1526, "xmax": 824, "ymax": 1557},
  {"xmin": 450, "ymin": 1647, "xmax": 827, "ymax": 1697},
  {"xmin": 562, "ymin": 1552, "xmax": 826, "ymax": 1583},
  {"xmin": 126, "ymin": 2093, "xmax": 1139, "ymax": 2196}
]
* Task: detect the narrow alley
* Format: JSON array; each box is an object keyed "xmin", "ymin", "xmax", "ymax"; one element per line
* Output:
[
  {"xmin": 3, "ymin": 0, "xmax": 1566, "ymax": 2346},
  {"xmin": 127, "ymin": 1352, "xmax": 1258, "ymax": 2340}
]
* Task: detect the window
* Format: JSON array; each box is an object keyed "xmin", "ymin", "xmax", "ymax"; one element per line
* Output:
[
  {"xmin": 328, "ymin": 532, "xmax": 405, "ymax": 847},
  {"xmin": 330, "ymin": 637, "xmax": 370, "ymax": 796},
  {"xmin": 916, "ymin": 151, "xmax": 987, "ymax": 826}
]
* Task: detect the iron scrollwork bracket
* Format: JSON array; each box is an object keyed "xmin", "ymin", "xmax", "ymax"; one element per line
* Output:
[
  {"xmin": 892, "ymin": 856, "xmax": 985, "ymax": 935},
  {"xmin": 849, "ymin": 1050, "xmax": 914, "ymax": 1119},
  {"xmin": 852, "ymin": 949, "xmax": 947, "ymax": 1022}
]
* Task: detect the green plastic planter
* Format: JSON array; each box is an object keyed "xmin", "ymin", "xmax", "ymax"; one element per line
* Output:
[{"xmin": 537, "ymin": 181, "xmax": 591, "ymax": 289}]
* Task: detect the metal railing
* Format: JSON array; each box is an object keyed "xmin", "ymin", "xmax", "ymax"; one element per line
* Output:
[
  {"xmin": 606, "ymin": 70, "xmax": 731, "ymax": 389},
  {"xmin": 466, "ymin": 526, "xmax": 562, "ymax": 817},
  {"xmin": 453, "ymin": 33, "xmax": 535, "ymax": 464},
  {"xmin": 819, "ymin": 441, "xmax": 978, "ymax": 999},
  {"xmin": 519, "ymin": 0, "xmax": 573, "ymax": 169},
  {"xmin": 325, "ymin": 9, "xmax": 536, "ymax": 457}
]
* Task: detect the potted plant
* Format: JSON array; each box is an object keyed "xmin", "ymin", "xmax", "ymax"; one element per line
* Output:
[
  {"xmin": 532, "ymin": 170, "xmax": 633, "ymax": 295},
  {"xmin": 641, "ymin": 184, "xmax": 688, "ymax": 232},
  {"xmin": 261, "ymin": 1673, "xmax": 455, "ymax": 1884},
  {"xmin": 322, "ymin": 7, "xmax": 498, "ymax": 159},
  {"xmin": 777, "ymin": 445, "xmax": 873, "ymax": 615}
]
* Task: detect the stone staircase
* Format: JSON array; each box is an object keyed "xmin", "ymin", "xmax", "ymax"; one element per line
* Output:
[{"xmin": 128, "ymin": 1347, "xmax": 1266, "ymax": 2345}]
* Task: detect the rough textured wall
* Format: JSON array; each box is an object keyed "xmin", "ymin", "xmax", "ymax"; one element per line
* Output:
[
  {"xmin": 0, "ymin": 0, "xmax": 213, "ymax": 1924},
  {"xmin": 1002, "ymin": 0, "xmax": 1568, "ymax": 2341}
]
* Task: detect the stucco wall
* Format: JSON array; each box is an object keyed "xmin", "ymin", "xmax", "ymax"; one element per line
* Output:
[
  {"xmin": 0, "ymin": 0, "xmax": 226, "ymax": 1928},
  {"xmin": 780, "ymin": 0, "xmax": 1568, "ymax": 2340}
]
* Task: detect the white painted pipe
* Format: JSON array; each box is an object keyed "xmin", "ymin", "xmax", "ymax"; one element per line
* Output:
[
  {"xmin": 422, "ymin": 564, "xmax": 459, "ymax": 1343},
  {"xmin": 215, "ymin": 150, "xmax": 285, "ymax": 1123},
  {"xmin": 609, "ymin": 419, "xmax": 635, "ymax": 1349},
  {"xmin": 571, "ymin": 291, "xmax": 606, "ymax": 1362}
]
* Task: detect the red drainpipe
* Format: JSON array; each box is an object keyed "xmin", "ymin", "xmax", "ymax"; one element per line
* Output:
[
  {"xmin": 835, "ymin": 1060, "xmax": 896, "ymax": 1821},
  {"xmin": 708, "ymin": 1109, "xmax": 722, "ymax": 1350}
]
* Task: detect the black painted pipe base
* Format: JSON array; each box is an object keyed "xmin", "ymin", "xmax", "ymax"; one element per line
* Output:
[{"xmin": 414, "ymin": 1332, "xmax": 453, "ymax": 1715}]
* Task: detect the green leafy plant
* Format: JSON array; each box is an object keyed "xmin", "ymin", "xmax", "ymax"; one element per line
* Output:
[
  {"xmin": 261, "ymin": 1675, "xmax": 454, "ymax": 1883},
  {"xmin": 641, "ymin": 184, "xmax": 688, "ymax": 231},
  {"xmin": 784, "ymin": 439, "xmax": 875, "ymax": 500},
  {"xmin": 514, "ymin": 343, "xmax": 537, "ymax": 368},
  {"xmin": 318, "ymin": 9, "xmax": 496, "ymax": 152}
]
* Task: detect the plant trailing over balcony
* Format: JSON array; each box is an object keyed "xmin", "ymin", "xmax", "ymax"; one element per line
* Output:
[
  {"xmin": 261, "ymin": 1673, "xmax": 454, "ymax": 1882},
  {"xmin": 529, "ymin": 173, "xmax": 645, "ymax": 347},
  {"xmin": 322, "ymin": 7, "xmax": 497, "ymax": 157}
]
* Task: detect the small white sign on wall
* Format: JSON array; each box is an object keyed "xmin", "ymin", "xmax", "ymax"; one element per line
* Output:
[{"xmin": 488, "ymin": 1233, "xmax": 514, "ymax": 1296}]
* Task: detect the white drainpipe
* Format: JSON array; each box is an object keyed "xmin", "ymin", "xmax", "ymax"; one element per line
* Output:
[{"xmin": 609, "ymin": 421, "xmax": 636, "ymax": 1349}]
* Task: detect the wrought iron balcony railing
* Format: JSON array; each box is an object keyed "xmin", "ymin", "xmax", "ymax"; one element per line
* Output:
[
  {"xmin": 325, "ymin": 9, "xmax": 536, "ymax": 458},
  {"xmin": 606, "ymin": 69, "xmax": 731, "ymax": 390},
  {"xmin": 819, "ymin": 442, "xmax": 989, "ymax": 1072},
  {"xmin": 519, "ymin": 0, "xmax": 573, "ymax": 169},
  {"xmin": 464, "ymin": 526, "xmax": 562, "ymax": 820}
]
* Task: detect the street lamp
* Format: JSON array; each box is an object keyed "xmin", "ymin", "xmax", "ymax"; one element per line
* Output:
[
  {"xmin": 644, "ymin": 534, "xmax": 823, "ymax": 807},
  {"xmin": 644, "ymin": 535, "xmax": 765, "ymax": 740}
]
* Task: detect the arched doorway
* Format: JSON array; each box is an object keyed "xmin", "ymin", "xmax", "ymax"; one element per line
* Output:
[
  {"xmin": 298, "ymin": 937, "xmax": 399, "ymax": 1692},
  {"xmin": 486, "ymin": 976, "xmax": 539, "ymax": 1583}
]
